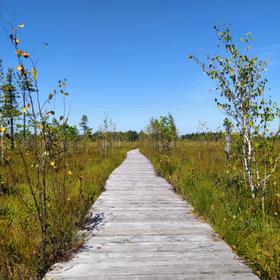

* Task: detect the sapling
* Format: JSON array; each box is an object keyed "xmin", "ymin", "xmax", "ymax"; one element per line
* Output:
[
  {"xmin": 9, "ymin": 23, "xmax": 71, "ymax": 274},
  {"xmin": 189, "ymin": 25, "xmax": 280, "ymax": 208},
  {"xmin": 99, "ymin": 114, "xmax": 115, "ymax": 156}
]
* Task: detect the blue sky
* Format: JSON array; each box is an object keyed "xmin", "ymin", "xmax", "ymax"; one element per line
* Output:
[{"xmin": 0, "ymin": 0, "xmax": 280, "ymax": 133}]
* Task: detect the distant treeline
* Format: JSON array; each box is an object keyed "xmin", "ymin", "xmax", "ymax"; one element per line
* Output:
[
  {"xmin": 88, "ymin": 130, "xmax": 280, "ymax": 143},
  {"xmin": 181, "ymin": 132, "xmax": 280, "ymax": 142},
  {"xmin": 91, "ymin": 130, "xmax": 139, "ymax": 142},
  {"xmin": 181, "ymin": 131, "xmax": 224, "ymax": 141}
]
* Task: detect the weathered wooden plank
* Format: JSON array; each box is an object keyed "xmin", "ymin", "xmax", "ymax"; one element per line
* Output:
[
  {"xmin": 48, "ymin": 274, "xmax": 258, "ymax": 280},
  {"xmin": 44, "ymin": 149, "xmax": 259, "ymax": 280},
  {"xmin": 47, "ymin": 263, "xmax": 255, "ymax": 277}
]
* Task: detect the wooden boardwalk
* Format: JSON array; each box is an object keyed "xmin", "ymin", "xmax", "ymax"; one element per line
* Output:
[{"xmin": 45, "ymin": 149, "xmax": 259, "ymax": 280}]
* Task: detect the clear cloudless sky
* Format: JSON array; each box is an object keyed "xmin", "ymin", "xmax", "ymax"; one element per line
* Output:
[{"xmin": 0, "ymin": 0, "xmax": 280, "ymax": 133}]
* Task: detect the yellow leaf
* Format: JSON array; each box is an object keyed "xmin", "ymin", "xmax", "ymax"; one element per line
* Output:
[
  {"xmin": 0, "ymin": 127, "xmax": 6, "ymax": 133},
  {"xmin": 22, "ymin": 103, "xmax": 31, "ymax": 113},
  {"xmin": 50, "ymin": 161, "xmax": 55, "ymax": 167},
  {"xmin": 15, "ymin": 38, "xmax": 20, "ymax": 45},
  {"xmin": 16, "ymin": 50, "xmax": 23, "ymax": 57},
  {"xmin": 16, "ymin": 65, "xmax": 23, "ymax": 72},
  {"xmin": 68, "ymin": 170, "xmax": 73, "ymax": 176},
  {"xmin": 31, "ymin": 68, "xmax": 37, "ymax": 80}
]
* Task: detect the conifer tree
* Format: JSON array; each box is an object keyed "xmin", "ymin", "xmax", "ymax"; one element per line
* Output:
[
  {"xmin": 79, "ymin": 114, "xmax": 92, "ymax": 136},
  {"xmin": 0, "ymin": 68, "xmax": 20, "ymax": 149}
]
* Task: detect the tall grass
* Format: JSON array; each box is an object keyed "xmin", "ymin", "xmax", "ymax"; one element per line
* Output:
[
  {"xmin": 141, "ymin": 141, "xmax": 280, "ymax": 279},
  {"xmin": 0, "ymin": 140, "xmax": 132, "ymax": 279}
]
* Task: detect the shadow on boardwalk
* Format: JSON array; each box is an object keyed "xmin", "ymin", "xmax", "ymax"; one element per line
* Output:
[{"xmin": 45, "ymin": 149, "xmax": 259, "ymax": 280}]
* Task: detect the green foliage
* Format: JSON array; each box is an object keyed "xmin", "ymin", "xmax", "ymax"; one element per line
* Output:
[
  {"xmin": 190, "ymin": 25, "xmax": 280, "ymax": 205},
  {"xmin": 146, "ymin": 113, "xmax": 178, "ymax": 153},
  {"xmin": 0, "ymin": 68, "xmax": 20, "ymax": 149},
  {"xmin": 0, "ymin": 69, "xmax": 20, "ymax": 119},
  {"xmin": 79, "ymin": 114, "xmax": 92, "ymax": 136},
  {"xmin": 52, "ymin": 118, "xmax": 80, "ymax": 142},
  {"xmin": 92, "ymin": 130, "xmax": 139, "ymax": 142},
  {"xmin": 126, "ymin": 130, "xmax": 139, "ymax": 142},
  {"xmin": 181, "ymin": 131, "xmax": 224, "ymax": 141},
  {"xmin": 189, "ymin": 25, "xmax": 279, "ymax": 134}
]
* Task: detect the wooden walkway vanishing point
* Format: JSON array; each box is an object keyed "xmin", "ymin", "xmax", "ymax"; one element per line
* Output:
[{"xmin": 45, "ymin": 149, "xmax": 259, "ymax": 280}]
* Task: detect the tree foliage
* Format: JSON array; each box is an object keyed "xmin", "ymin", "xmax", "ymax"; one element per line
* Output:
[
  {"xmin": 146, "ymin": 113, "xmax": 178, "ymax": 153},
  {"xmin": 190, "ymin": 26, "xmax": 280, "ymax": 205},
  {"xmin": 0, "ymin": 68, "xmax": 20, "ymax": 149},
  {"xmin": 79, "ymin": 114, "xmax": 92, "ymax": 136}
]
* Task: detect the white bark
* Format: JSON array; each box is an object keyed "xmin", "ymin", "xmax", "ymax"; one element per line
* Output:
[{"xmin": 242, "ymin": 127, "xmax": 255, "ymax": 198}]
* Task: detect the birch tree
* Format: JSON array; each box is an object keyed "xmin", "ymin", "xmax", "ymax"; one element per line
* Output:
[
  {"xmin": 189, "ymin": 26, "xmax": 280, "ymax": 205},
  {"xmin": 9, "ymin": 23, "xmax": 72, "ymax": 273}
]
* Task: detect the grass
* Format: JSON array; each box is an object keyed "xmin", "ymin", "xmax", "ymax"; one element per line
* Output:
[
  {"xmin": 141, "ymin": 141, "xmax": 280, "ymax": 280},
  {"xmin": 0, "ymin": 140, "xmax": 132, "ymax": 279}
]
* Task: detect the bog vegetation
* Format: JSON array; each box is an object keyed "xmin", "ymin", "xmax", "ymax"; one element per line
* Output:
[
  {"xmin": 140, "ymin": 26, "xmax": 280, "ymax": 280},
  {"xmin": 0, "ymin": 25, "xmax": 136, "ymax": 279},
  {"xmin": 1, "ymin": 22, "xmax": 279, "ymax": 280}
]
